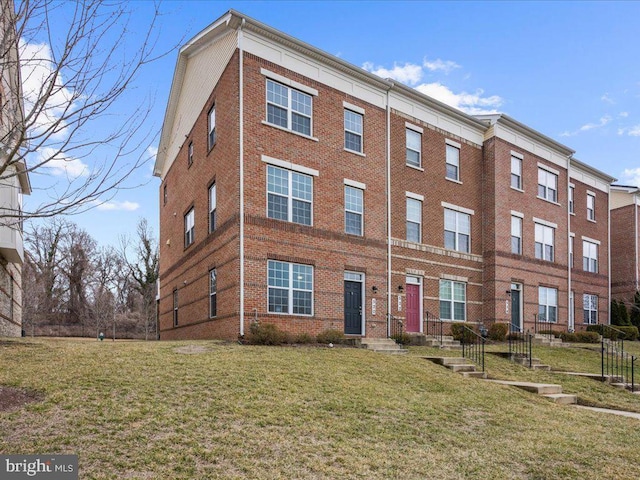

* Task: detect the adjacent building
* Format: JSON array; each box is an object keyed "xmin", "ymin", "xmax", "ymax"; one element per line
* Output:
[
  {"xmin": 610, "ymin": 185, "xmax": 640, "ymax": 305},
  {"xmin": 154, "ymin": 10, "xmax": 614, "ymax": 341}
]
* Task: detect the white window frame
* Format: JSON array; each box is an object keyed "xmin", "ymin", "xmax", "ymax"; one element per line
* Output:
[
  {"xmin": 345, "ymin": 185, "xmax": 364, "ymax": 236},
  {"xmin": 538, "ymin": 286, "xmax": 558, "ymax": 324},
  {"xmin": 208, "ymin": 183, "xmax": 216, "ymax": 234},
  {"xmin": 406, "ymin": 128, "xmax": 421, "ymax": 167},
  {"xmin": 569, "ymin": 185, "xmax": 575, "ymax": 214},
  {"xmin": 583, "ymin": 240, "xmax": 598, "ymax": 273},
  {"xmin": 511, "ymin": 215, "xmax": 522, "ymax": 255},
  {"xmin": 534, "ymin": 223, "xmax": 554, "ymax": 262},
  {"xmin": 173, "ymin": 289, "xmax": 178, "ymax": 326},
  {"xmin": 267, "ymin": 260, "xmax": 313, "ymax": 316},
  {"xmin": 344, "ymin": 109, "xmax": 363, "ymax": 153},
  {"xmin": 265, "ymin": 79, "xmax": 313, "ymax": 136},
  {"xmin": 209, "ymin": 268, "xmax": 217, "ymax": 318},
  {"xmin": 445, "ymin": 143, "xmax": 460, "ymax": 181},
  {"xmin": 570, "ymin": 234, "xmax": 574, "ymax": 268},
  {"xmin": 583, "ymin": 294, "xmax": 598, "ymax": 325},
  {"xmin": 587, "ymin": 193, "xmax": 596, "ymax": 221},
  {"xmin": 511, "ymin": 155, "xmax": 522, "ymax": 190},
  {"xmin": 184, "ymin": 208, "xmax": 195, "ymax": 247},
  {"xmin": 208, "ymin": 105, "xmax": 216, "ymax": 149},
  {"xmin": 406, "ymin": 197, "xmax": 422, "ymax": 243},
  {"xmin": 537, "ymin": 167, "xmax": 558, "ymax": 203},
  {"xmin": 188, "ymin": 141, "xmax": 193, "ymax": 166},
  {"xmin": 267, "ymin": 165, "xmax": 313, "ymax": 226},
  {"xmin": 444, "ymin": 208, "xmax": 471, "ymax": 253},
  {"xmin": 439, "ymin": 279, "xmax": 466, "ymax": 321}
]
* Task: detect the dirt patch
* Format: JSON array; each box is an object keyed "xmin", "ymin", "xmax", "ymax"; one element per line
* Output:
[
  {"xmin": 174, "ymin": 345, "xmax": 212, "ymax": 355},
  {"xmin": 0, "ymin": 386, "xmax": 43, "ymax": 412}
]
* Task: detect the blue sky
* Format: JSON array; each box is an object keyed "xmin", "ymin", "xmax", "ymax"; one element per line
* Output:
[{"xmin": 25, "ymin": 1, "xmax": 640, "ymax": 247}]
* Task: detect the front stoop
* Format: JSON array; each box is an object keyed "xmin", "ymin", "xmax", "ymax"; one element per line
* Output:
[
  {"xmin": 413, "ymin": 334, "xmax": 462, "ymax": 350},
  {"xmin": 533, "ymin": 334, "xmax": 564, "ymax": 347},
  {"xmin": 511, "ymin": 354, "xmax": 551, "ymax": 371},
  {"xmin": 422, "ymin": 356, "xmax": 487, "ymax": 379},
  {"xmin": 361, "ymin": 338, "xmax": 407, "ymax": 355},
  {"xmin": 487, "ymin": 380, "xmax": 577, "ymax": 404}
]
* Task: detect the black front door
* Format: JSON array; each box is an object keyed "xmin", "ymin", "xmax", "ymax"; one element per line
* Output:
[
  {"xmin": 344, "ymin": 281, "xmax": 362, "ymax": 335},
  {"xmin": 511, "ymin": 287, "xmax": 521, "ymax": 332}
]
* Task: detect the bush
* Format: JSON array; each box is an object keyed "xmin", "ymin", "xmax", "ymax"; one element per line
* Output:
[
  {"xmin": 391, "ymin": 332, "xmax": 412, "ymax": 345},
  {"xmin": 617, "ymin": 326, "xmax": 639, "ymax": 341},
  {"xmin": 316, "ymin": 329, "xmax": 345, "ymax": 344},
  {"xmin": 559, "ymin": 332, "xmax": 577, "ymax": 343},
  {"xmin": 537, "ymin": 329, "xmax": 561, "ymax": 337},
  {"xmin": 506, "ymin": 332, "xmax": 524, "ymax": 341},
  {"xmin": 246, "ymin": 322, "xmax": 290, "ymax": 345},
  {"xmin": 586, "ymin": 325, "xmax": 639, "ymax": 341},
  {"xmin": 631, "ymin": 291, "xmax": 640, "ymax": 328},
  {"xmin": 294, "ymin": 332, "xmax": 314, "ymax": 344},
  {"xmin": 574, "ymin": 331, "xmax": 600, "ymax": 343},
  {"xmin": 611, "ymin": 299, "xmax": 631, "ymax": 326},
  {"xmin": 488, "ymin": 323, "xmax": 508, "ymax": 341},
  {"xmin": 450, "ymin": 324, "xmax": 477, "ymax": 343}
]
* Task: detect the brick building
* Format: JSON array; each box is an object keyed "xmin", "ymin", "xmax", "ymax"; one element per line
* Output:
[
  {"xmin": 610, "ymin": 185, "xmax": 640, "ymax": 305},
  {"xmin": 154, "ymin": 10, "xmax": 614, "ymax": 340},
  {"xmin": 0, "ymin": 1, "xmax": 30, "ymax": 337}
]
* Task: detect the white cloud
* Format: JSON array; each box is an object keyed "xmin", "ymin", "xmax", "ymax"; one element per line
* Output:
[
  {"xmin": 362, "ymin": 61, "xmax": 423, "ymax": 85},
  {"xmin": 601, "ymin": 93, "xmax": 615, "ymax": 104},
  {"xmin": 95, "ymin": 200, "xmax": 140, "ymax": 212},
  {"xmin": 620, "ymin": 168, "xmax": 640, "ymax": 186},
  {"xmin": 560, "ymin": 115, "xmax": 612, "ymax": 137},
  {"xmin": 619, "ymin": 112, "xmax": 629, "ymax": 118},
  {"xmin": 617, "ymin": 124, "xmax": 640, "ymax": 136},
  {"xmin": 415, "ymin": 82, "xmax": 503, "ymax": 115},
  {"xmin": 36, "ymin": 147, "xmax": 89, "ymax": 178},
  {"xmin": 423, "ymin": 57, "xmax": 461, "ymax": 74}
]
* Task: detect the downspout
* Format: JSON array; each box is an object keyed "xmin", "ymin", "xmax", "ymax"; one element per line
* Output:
[
  {"xmin": 636, "ymin": 196, "xmax": 639, "ymax": 292},
  {"xmin": 386, "ymin": 83, "xmax": 393, "ymax": 337},
  {"xmin": 567, "ymin": 161, "xmax": 572, "ymax": 330},
  {"xmin": 239, "ymin": 19, "xmax": 246, "ymax": 337},
  {"xmin": 608, "ymin": 185, "xmax": 612, "ymax": 325}
]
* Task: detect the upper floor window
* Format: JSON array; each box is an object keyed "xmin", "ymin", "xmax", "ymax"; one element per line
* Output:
[
  {"xmin": 569, "ymin": 186, "xmax": 575, "ymax": 214},
  {"xmin": 444, "ymin": 208, "xmax": 470, "ymax": 253},
  {"xmin": 587, "ymin": 193, "xmax": 596, "ymax": 221},
  {"xmin": 267, "ymin": 165, "xmax": 312, "ymax": 226},
  {"xmin": 534, "ymin": 223, "xmax": 554, "ymax": 261},
  {"xmin": 406, "ymin": 197, "xmax": 422, "ymax": 243},
  {"xmin": 184, "ymin": 208, "xmax": 195, "ymax": 247},
  {"xmin": 583, "ymin": 240, "xmax": 598, "ymax": 273},
  {"xmin": 163, "ymin": 184, "xmax": 167, "ymax": 205},
  {"xmin": 209, "ymin": 183, "xmax": 217, "ymax": 233},
  {"xmin": 538, "ymin": 168, "xmax": 557, "ymax": 203},
  {"xmin": 266, "ymin": 79, "xmax": 312, "ymax": 136},
  {"xmin": 570, "ymin": 235, "xmax": 574, "ymax": 268},
  {"xmin": 439, "ymin": 280, "xmax": 466, "ymax": 321},
  {"xmin": 445, "ymin": 143, "xmax": 460, "ymax": 181},
  {"xmin": 208, "ymin": 105, "xmax": 216, "ymax": 149},
  {"xmin": 344, "ymin": 109, "xmax": 363, "ymax": 153},
  {"xmin": 406, "ymin": 129, "xmax": 421, "ymax": 167},
  {"xmin": 345, "ymin": 186, "xmax": 364, "ymax": 236},
  {"xmin": 268, "ymin": 260, "xmax": 313, "ymax": 315},
  {"xmin": 511, "ymin": 155, "xmax": 522, "ymax": 190},
  {"xmin": 188, "ymin": 141, "xmax": 194, "ymax": 166},
  {"xmin": 209, "ymin": 269, "xmax": 217, "ymax": 318},
  {"xmin": 173, "ymin": 289, "xmax": 179, "ymax": 326},
  {"xmin": 538, "ymin": 286, "xmax": 557, "ymax": 323},
  {"xmin": 511, "ymin": 215, "xmax": 522, "ymax": 254},
  {"xmin": 583, "ymin": 294, "xmax": 598, "ymax": 324}
]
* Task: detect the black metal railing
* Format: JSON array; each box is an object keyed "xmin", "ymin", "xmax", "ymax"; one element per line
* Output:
[
  {"xmin": 387, "ymin": 314, "xmax": 403, "ymax": 340},
  {"xmin": 600, "ymin": 324, "xmax": 638, "ymax": 391},
  {"xmin": 508, "ymin": 327, "xmax": 533, "ymax": 369},
  {"xmin": 424, "ymin": 311, "xmax": 444, "ymax": 346},
  {"xmin": 460, "ymin": 324, "xmax": 485, "ymax": 372}
]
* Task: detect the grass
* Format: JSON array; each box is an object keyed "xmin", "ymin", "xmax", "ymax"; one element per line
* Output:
[{"xmin": 1, "ymin": 338, "xmax": 640, "ymax": 479}]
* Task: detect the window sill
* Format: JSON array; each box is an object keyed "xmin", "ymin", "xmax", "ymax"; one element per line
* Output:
[
  {"xmin": 587, "ymin": 218, "xmax": 597, "ymax": 224},
  {"xmin": 570, "ymin": 212, "xmax": 575, "ymax": 216},
  {"xmin": 266, "ymin": 312, "xmax": 314, "ymax": 317},
  {"xmin": 262, "ymin": 120, "xmax": 319, "ymax": 142},
  {"xmin": 445, "ymin": 177, "xmax": 463, "ymax": 185},
  {"xmin": 406, "ymin": 164, "xmax": 424, "ymax": 171},
  {"xmin": 510, "ymin": 186, "xmax": 524, "ymax": 193},
  {"xmin": 536, "ymin": 196, "xmax": 561, "ymax": 207},
  {"xmin": 344, "ymin": 148, "xmax": 366, "ymax": 157}
]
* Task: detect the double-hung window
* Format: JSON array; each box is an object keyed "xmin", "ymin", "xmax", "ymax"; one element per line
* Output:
[
  {"xmin": 209, "ymin": 269, "xmax": 217, "ymax": 318},
  {"xmin": 188, "ymin": 142, "xmax": 194, "ymax": 166},
  {"xmin": 208, "ymin": 105, "xmax": 216, "ymax": 149},
  {"xmin": 440, "ymin": 280, "xmax": 466, "ymax": 321},
  {"xmin": 445, "ymin": 143, "xmax": 460, "ymax": 181},
  {"xmin": 534, "ymin": 223, "xmax": 554, "ymax": 261},
  {"xmin": 268, "ymin": 260, "xmax": 313, "ymax": 315},
  {"xmin": 267, "ymin": 165, "xmax": 312, "ymax": 226},
  {"xmin": 569, "ymin": 186, "xmax": 575, "ymax": 214},
  {"xmin": 208, "ymin": 183, "xmax": 217, "ymax": 233},
  {"xmin": 406, "ymin": 197, "xmax": 422, "ymax": 243},
  {"xmin": 173, "ymin": 289, "xmax": 178, "ymax": 326},
  {"xmin": 344, "ymin": 109, "xmax": 363, "ymax": 153},
  {"xmin": 538, "ymin": 287, "xmax": 557, "ymax": 323},
  {"xmin": 587, "ymin": 193, "xmax": 596, "ymax": 221},
  {"xmin": 538, "ymin": 168, "xmax": 558, "ymax": 202},
  {"xmin": 511, "ymin": 155, "xmax": 522, "ymax": 189},
  {"xmin": 511, "ymin": 215, "xmax": 522, "ymax": 254},
  {"xmin": 444, "ymin": 208, "xmax": 470, "ymax": 253},
  {"xmin": 406, "ymin": 128, "xmax": 421, "ymax": 167},
  {"xmin": 345, "ymin": 186, "xmax": 364, "ymax": 236},
  {"xmin": 583, "ymin": 240, "xmax": 598, "ymax": 273},
  {"xmin": 184, "ymin": 208, "xmax": 195, "ymax": 247},
  {"xmin": 583, "ymin": 294, "xmax": 598, "ymax": 324},
  {"xmin": 266, "ymin": 79, "xmax": 312, "ymax": 136}
]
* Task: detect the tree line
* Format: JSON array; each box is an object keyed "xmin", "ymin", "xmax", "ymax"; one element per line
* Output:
[{"xmin": 23, "ymin": 218, "xmax": 159, "ymax": 340}]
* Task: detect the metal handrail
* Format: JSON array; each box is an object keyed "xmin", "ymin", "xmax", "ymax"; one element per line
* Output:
[
  {"xmin": 599, "ymin": 323, "xmax": 638, "ymax": 391},
  {"xmin": 387, "ymin": 314, "xmax": 403, "ymax": 341},
  {"xmin": 460, "ymin": 324, "xmax": 485, "ymax": 372},
  {"xmin": 508, "ymin": 328, "xmax": 533, "ymax": 369},
  {"xmin": 424, "ymin": 311, "xmax": 443, "ymax": 346}
]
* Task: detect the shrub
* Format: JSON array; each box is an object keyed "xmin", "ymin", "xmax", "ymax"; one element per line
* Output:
[
  {"xmin": 587, "ymin": 324, "xmax": 639, "ymax": 341},
  {"xmin": 611, "ymin": 299, "xmax": 631, "ymax": 326},
  {"xmin": 246, "ymin": 322, "xmax": 290, "ymax": 345},
  {"xmin": 559, "ymin": 332, "xmax": 577, "ymax": 343},
  {"xmin": 617, "ymin": 326, "xmax": 639, "ymax": 341},
  {"xmin": 574, "ymin": 331, "xmax": 600, "ymax": 343},
  {"xmin": 506, "ymin": 332, "xmax": 523, "ymax": 341},
  {"xmin": 316, "ymin": 329, "xmax": 345, "ymax": 344},
  {"xmin": 450, "ymin": 324, "xmax": 477, "ymax": 343},
  {"xmin": 294, "ymin": 333, "xmax": 314, "ymax": 344},
  {"xmin": 488, "ymin": 323, "xmax": 508, "ymax": 341},
  {"xmin": 391, "ymin": 332, "xmax": 412, "ymax": 345},
  {"xmin": 537, "ymin": 329, "xmax": 561, "ymax": 337},
  {"xmin": 631, "ymin": 291, "xmax": 640, "ymax": 328}
]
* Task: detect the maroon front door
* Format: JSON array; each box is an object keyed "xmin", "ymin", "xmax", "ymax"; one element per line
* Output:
[{"xmin": 405, "ymin": 284, "xmax": 420, "ymax": 332}]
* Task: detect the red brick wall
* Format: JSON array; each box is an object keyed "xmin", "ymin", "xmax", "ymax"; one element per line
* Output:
[{"xmin": 611, "ymin": 204, "xmax": 638, "ymax": 302}]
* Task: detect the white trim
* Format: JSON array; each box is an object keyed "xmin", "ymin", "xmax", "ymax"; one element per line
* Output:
[
  {"xmin": 406, "ymin": 191, "xmax": 424, "ymax": 201},
  {"xmin": 537, "ymin": 162, "xmax": 560, "ymax": 176},
  {"xmin": 441, "ymin": 201, "xmax": 475, "ymax": 216},
  {"xmin": 260, "ymin": 67, "xmax": 318, "ymax": 96},
  {"xmin": 344, "ymin": 148, "xmax": 366, "ymax": 157},
  {"xmin": 587, "ymin": 190, "xmax": 596, "ymax": 197},
  {"xmin": 343, "ymin": 101, "xmax": 365, "ymax": 115},
  {"xmin": 445, "ymin": 177, "xmax": 463, "ymax": 186},
  {"xmin": 344, "ymin": 178, "xmax": 366, "ymax": 190},
  {"xmin": 261, "ymin": 120, "xmax": 319, "ymax": 141},
  {"xmin": 344, "ymin": 270, "xmax": 366, "ymax": 336},
  {"xmin": 533, "ymin": 217, "xmax": 558, "ymax": 229},
  {"xmin": 261, "ymin": 155, "xmax": 319, "ymax": 176},
  {"xmin": 510, "ymin": 210, "xmax": 524, "ymax": 218},
  {"xmin": 239, "ymin": 23, "xmax": 245, "ymax": 337},
  {"xmin": 445, "ymin": 138, "xmax": 462, "ymax": 149},
  {"xmin": 569, "ymin": 182, "xmax": 575, "ymax": 188},
  {"xmin": 510, "ymin": 150, "xmax": 524, "ymax": 160},
  {"xmin": 581, "ymin": 235, "xmax": 601, "ymax": 246},
  {"xmin": 570, "ymin": 232, "xmax": 576, "ymax": 237},
  {"xmin": 441, "ymin": 273, "xmax": 469, "ymax": 282},
  {"xmin": 405, "ymin": 122, "xmax": 424, "ymax": 134},
  {"xmin": 406, "ymin": 275, "xmax": 421, "ymax": 285}
]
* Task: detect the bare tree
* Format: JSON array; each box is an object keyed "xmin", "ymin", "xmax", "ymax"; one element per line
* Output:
[{"xmin": 1, "ymin": 0, "xmax": 174, "ymax": 223}]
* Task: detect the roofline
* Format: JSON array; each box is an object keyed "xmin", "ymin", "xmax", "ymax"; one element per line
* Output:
[
  {"xmin": 570, "ymin": 157, "xmax": 616, "ymax": 184},
  {"xmin": 611, "ymin": 184, "xmax": 639, "ymax": 193}
]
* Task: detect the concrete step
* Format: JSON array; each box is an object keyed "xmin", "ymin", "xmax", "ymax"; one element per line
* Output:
[
  {"xmin": 543, "ymin": 393, "xmax": 578, "ymax": 405},
  {"xmin": 422, "ymin": 356, "xmax": 468, "ymax": 366},
  {"xmin": 488, "ymin": 380, "xmax": 563, "ymax": 395},
  {"xmin": 448, "ymin": 364, "xmax": 478, "ymax": 373},
  {"xmin": 361, "ymin": 338, "xmax": 398, "ymax": 346},
  {"xmin": 460, "ymin": 371, "xmax": 488, "ymax": 379}
]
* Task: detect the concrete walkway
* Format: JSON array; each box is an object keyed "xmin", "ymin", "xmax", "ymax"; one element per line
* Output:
[{"xmin": 575, "ymin": 405, "xmax": 640, "ymax": 420}]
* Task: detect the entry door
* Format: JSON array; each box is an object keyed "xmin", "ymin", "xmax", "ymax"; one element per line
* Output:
[
  {"xmin": 405, "ymin": 284, "xmax": 420, "ymax": 332},
  {"xmin": 510, "ymin": 283, "xmax": 522, "ymax": 333},
  {"xmin": 344, "ymin": 281, "xmax": 363, "ymax": 335}
]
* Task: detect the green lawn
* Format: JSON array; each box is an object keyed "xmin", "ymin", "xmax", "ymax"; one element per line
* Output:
[{"xmin": 2, "ymin": 338, "xmax": 640, "ymax": 479}]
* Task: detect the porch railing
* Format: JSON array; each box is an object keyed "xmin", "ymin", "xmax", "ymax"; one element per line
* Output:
[
  {"xmin": 424, "ymin": 311, "xmax": 443, "ymax": 346},
  {"xmin": 387, "ymin": 314, "xmax": 403, "ymax": 340},
  {"xmin": 508, "ymin": 326, "xmax": 533, "ymax": 369},
  {"xmin": 600, "ymin": 324, "xmax": 638, "ymax": 391},
  {"xmin": 460, "ymin": 324, "xmax": 485, "ymax": 372}
]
